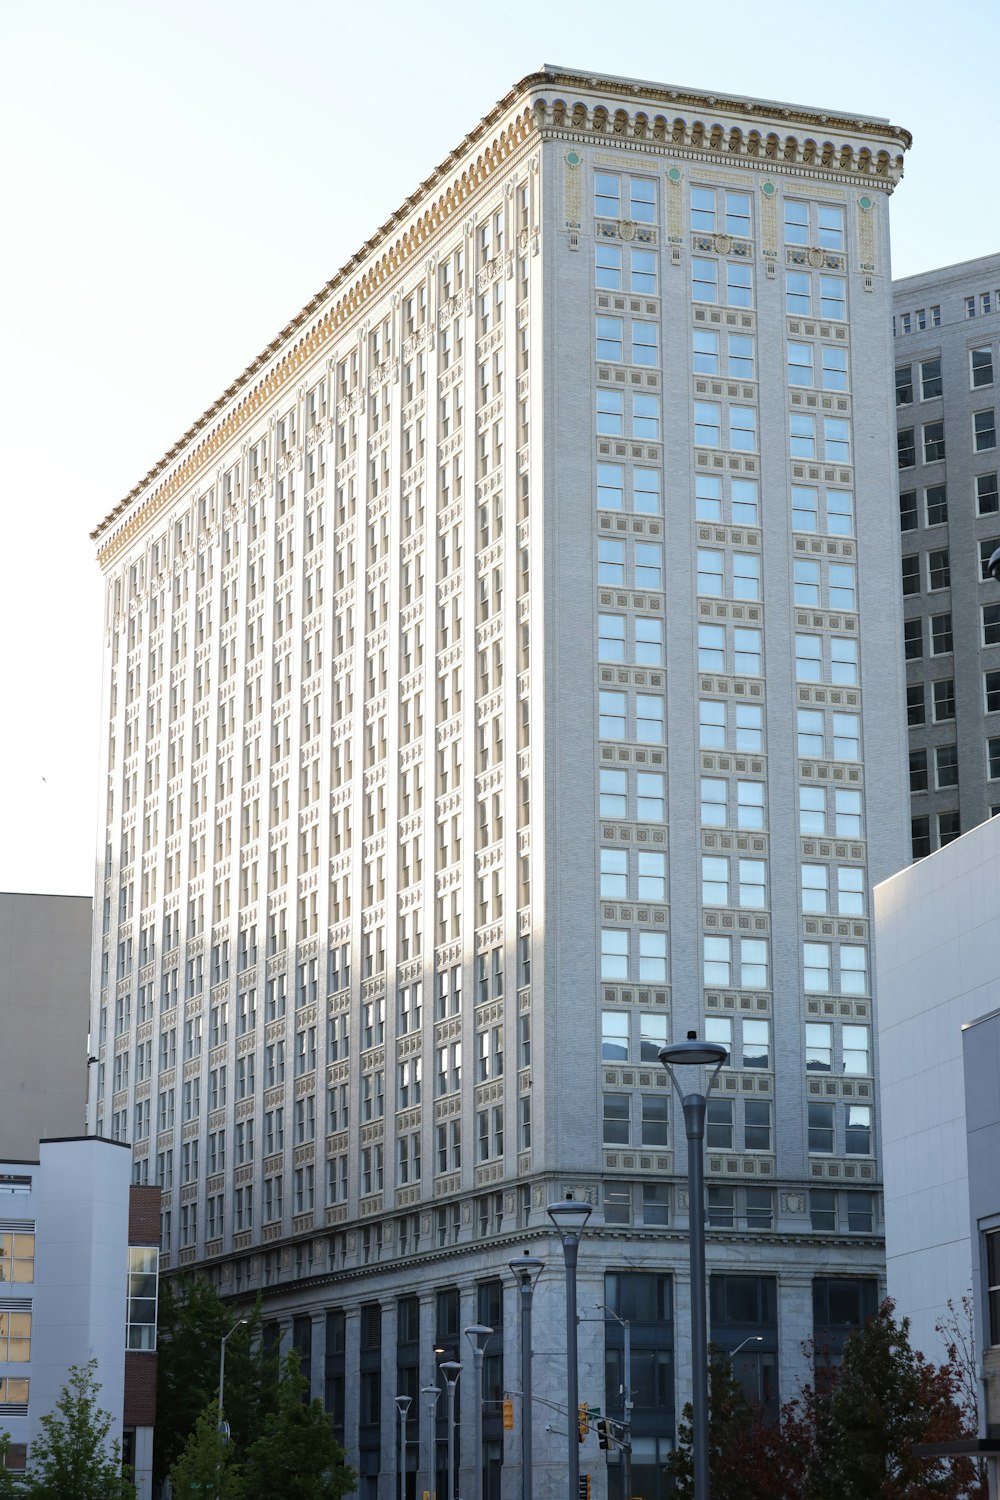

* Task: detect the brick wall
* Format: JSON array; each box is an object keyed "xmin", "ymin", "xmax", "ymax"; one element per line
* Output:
[
  {"xmin": 128, "ymin": 1183, "xmax": 161, "ymax": 1244},
  {"xmin": 123, "ymin": 1351, "xmax": 157, "ymax": 1427}
]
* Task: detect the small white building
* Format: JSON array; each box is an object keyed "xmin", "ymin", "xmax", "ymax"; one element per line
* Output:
[
  {"xmin": 874, "ymin": 814, "xmax": 1000, "ymax": 1360},
  {"xmin": 0, "ymin": 1136, "xmax": 158, "ymax": 1496}
]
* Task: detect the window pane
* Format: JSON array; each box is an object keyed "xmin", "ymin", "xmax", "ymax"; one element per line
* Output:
[
  {"xmin": 693, "ymin": 328, "xmax": 719, "ymax": 373},
  {"xmin": 601, "ymin": 1011, "xmax": 629, "ymax": 1062},
  {"xmin": 700, "ymin": 778, "xmax": 727, "ymax": 826},
  {"xmin": 736, "ymin": 781, "xmax": 764, "ymax": 829},
  {"xmin": 743, "ymin": 1019, "xmax": 770, "ymax": 1069},
  {"xmin": 600, "ymin": 849, "xmax": 628, "ymax": 899},
  {"xmin": 707, "ymin": 1099, "xmax": 734, "ymax": 1149},
  {"xmin": 639, "ymin": 1012, "xmax": 667, "ymax": 1063},
  {"xmin": 598, "ymin": 463, "xmax": 624, "ymax": 510},
  {"xmin": 603, "ymin": 1095, "xmax": 630, "ymax": 1145}
]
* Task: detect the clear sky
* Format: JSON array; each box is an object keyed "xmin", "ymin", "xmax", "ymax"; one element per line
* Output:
[{"xmin": 1, "ymin": 0, "xmax": 997, "ymax": 898}]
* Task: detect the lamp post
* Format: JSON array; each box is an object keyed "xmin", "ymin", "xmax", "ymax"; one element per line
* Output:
[
  {"xmin": 508, "ymin": 1253, "xmax": 545, "ymax": 1500},
  {"xmin": 728, "ymin": 1335, "xmax": 763, "ymax": 1360},
  {"xmin": 440, "ymin": 1360, "xmax": 462, "ymax": 1500},
  {"xmin": 396, "ymin": 1395, "xmax": 412, "ymax": 1500},
  {"xmin": 725, "ymin": 1337, "xmax": 764, "ymax": 1411},
  {"xmin": 658, "ymin": 1037, "xmax": 728, "ymax": 1500},
  {"xmin": 218, "ymin": 1316, "xmax": 248, "ymax": 1437},
  {"xmin": 422, "ymin": 1382, "xmax": 441, "ymax": 1500},
  {"xmin": 465, "ymin": 1324, "xmax": 493, "ymax": 1500},
  {"xmin": 598, "ymin": 1304, "xmax": 633, "ymax": 1500},
  {"xmin": 547, "ymin": 1195, "xmax": 592, "ymax": 1500}
]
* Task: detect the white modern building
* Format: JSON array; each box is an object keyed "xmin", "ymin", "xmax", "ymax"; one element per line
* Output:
[
  {"xmin": 876, "ymin": 810, "xmax": 1000, "ymax": 1486},
  {"xmin": 875, "ymin": 812, "xmax": 1000, "ymax": 1360},
  {"xmin": 0, "ymin": 1137, "xmax": 158, "ymax": 1494},
  {"xmin": 88, "ymin": 65, "xmax": 910, "ymax": 1500},
  {"xmin": 964, "ymin": 1004, "xmax": 1000, "ymax": 1474}
]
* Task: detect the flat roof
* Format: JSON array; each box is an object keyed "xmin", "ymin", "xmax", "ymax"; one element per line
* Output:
[
  {"xmin": 893, "ymin": 251, "xmax": 1000, "ymax": 291},
  {"xmin": 542, "ymin": 62, "xmax": 896, "ymax": 127},
  {"xmin": 962, "ymin": 1007, "xmax": 1000, "ymax": 1033}
]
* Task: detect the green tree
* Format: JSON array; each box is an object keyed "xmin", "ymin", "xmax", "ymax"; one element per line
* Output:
[
  {"xmin": 155, "ymin": 1276, "xmax": 277, "ymax": 1486},
  {"xmin": 21, "ymin": 1359, "xmax": 132, "ymax": 1500},
  {"xmin": 169, "ymin": 1401, "xmax": 245, "ymax": 1500},
  {"xmin": 240, "ymin": 1352, "xmax": 356, "ymax": 1500}
]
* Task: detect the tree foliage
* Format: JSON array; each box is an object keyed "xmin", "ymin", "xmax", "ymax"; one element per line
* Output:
[
  {"xmin": 936, "ymin": 1294, "xmax": 987, "ymax": 1498},
  {"xmin": 239, "ymin": 1352, "xmax": 356, "ymax": 1500},
  {"xmin": 158, "ymin": 1287, "xmax": 354, "ymax": 1500},
  {"xmin": 0, "ymin": 1433, "xmax": 20, "ymax": 1498},
  {"xmin": 169, "ymin": 1401, "xmax": 244, "ymax": 1500},
  {"xmin": 803, "ymin": 1301, "xmax": 985, "ymax": 1500},
  {"xmin": 664, "ymin": 1352, "xmax": 808, "ymax": 1500},
  {"xmin": 19, "ymin": 1359, "xmax": 132, "ymax": 1500},
  {"xmin": 154, "ymin": 1275, "xmax": 277, "ymax": 1486},
  {"xmin": 666, "ymin": 1303, "xmax": 987, "ymax": 1500}
]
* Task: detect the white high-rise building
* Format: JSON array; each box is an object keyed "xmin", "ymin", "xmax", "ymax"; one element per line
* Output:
[{"xmin": 88, "ymin": 66, "xmax": 910, "ymax": 1500}]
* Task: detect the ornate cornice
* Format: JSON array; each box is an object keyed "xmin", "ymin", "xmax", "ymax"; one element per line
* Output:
[
  {"xmin": 529, "ymin": 67, "xmax": 909, "ymax": 187},
  {"xmin": 92, "ymin": 92, "xmax": 540, "ymax": 561},
  {"xmin": 534, "ymin": 65, "xmax": 910, "ymax": 152},
  {"xmin": 94, "ymin": 67, "xmax": 910, "ymax": 564}
]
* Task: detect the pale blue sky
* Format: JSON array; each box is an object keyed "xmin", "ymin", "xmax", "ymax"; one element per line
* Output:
[{"xmin": 1, "ymin": 0, "xmax": 996, "ymax": 895}]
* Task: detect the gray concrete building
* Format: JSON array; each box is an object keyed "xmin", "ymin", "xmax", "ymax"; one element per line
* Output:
[
  {"xmin": 0, "ymin": 892, "xmax": 92, "ymax": 1159},
  {"xmin": 87, "ymin": 66, "xmax": 911, "ymax": 1500},
  {"xmin": 893, "ymin": 255, "xmax": 1000, "ymax": 859}
]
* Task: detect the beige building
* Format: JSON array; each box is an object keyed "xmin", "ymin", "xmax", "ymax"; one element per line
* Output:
[
  {"xmin": 0, "ymin": 892, "xmax": 91, "ymax": 1159},
  {"xmin": 88, "ymin": 67, "xmax": 910, "ymax": 1500}
]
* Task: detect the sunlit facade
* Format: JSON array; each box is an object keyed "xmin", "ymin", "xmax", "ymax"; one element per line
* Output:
[{"xmin": 89, "ymin": 67, "xmax": 910, "ymax": 1500}]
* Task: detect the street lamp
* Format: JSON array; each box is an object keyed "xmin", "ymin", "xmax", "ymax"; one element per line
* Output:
[
  {"xmin": 508, "ymin": 1253, "xmax": 545, "ymax": 1500},
  {"xmin": 598, "ymin": 1303, "xmax": 633, "ymax": 1500},
  {"xmin": 727, "ymin": 1335, "xmax": 763, "ymax": 1360},
  {"xmin": 723, "ymin": 1337, "xmax": 764, "ymax": 1412},
  {"xmin": 547, "ymin": 1195, "xmax": 592, "ymax": 1500},
  {"xmin": 218, "ymin": 1316, "xmax": 248, "ymax": 1438},
  {"xmin": 396, "ymin": 1395, "xmax": 412, "ymax": 1500},
  {"xmin": 421, "ymin": 1383, "xmax": 441, "ymax": 1500},
  {"xmin": 440, "ymin": 1360, "xmax": 462, "ymax": 1500},
  {"xmin": 465, "ymin": 1324, "xmax": 493, "ymax": 1500},
  {"xmin": 658, "ymin": 1036, "xmax": 728, "ymax": 1500}
]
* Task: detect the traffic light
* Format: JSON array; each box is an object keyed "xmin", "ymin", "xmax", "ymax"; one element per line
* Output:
[
  {"xmin": 578, "ymin": 1402, "xmax": 588, "ymax": 1442},
  {"xmin": 503, "ymin": 1398, "xmax": 514, "ymax": 1431},
  {"xmin": 597, "ymin": 1418, "xmax": 611, "ymax": 1451},
  {"xmin": 578, "ymin": 1476, "xmax": 591, "ymax": 1500}
]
